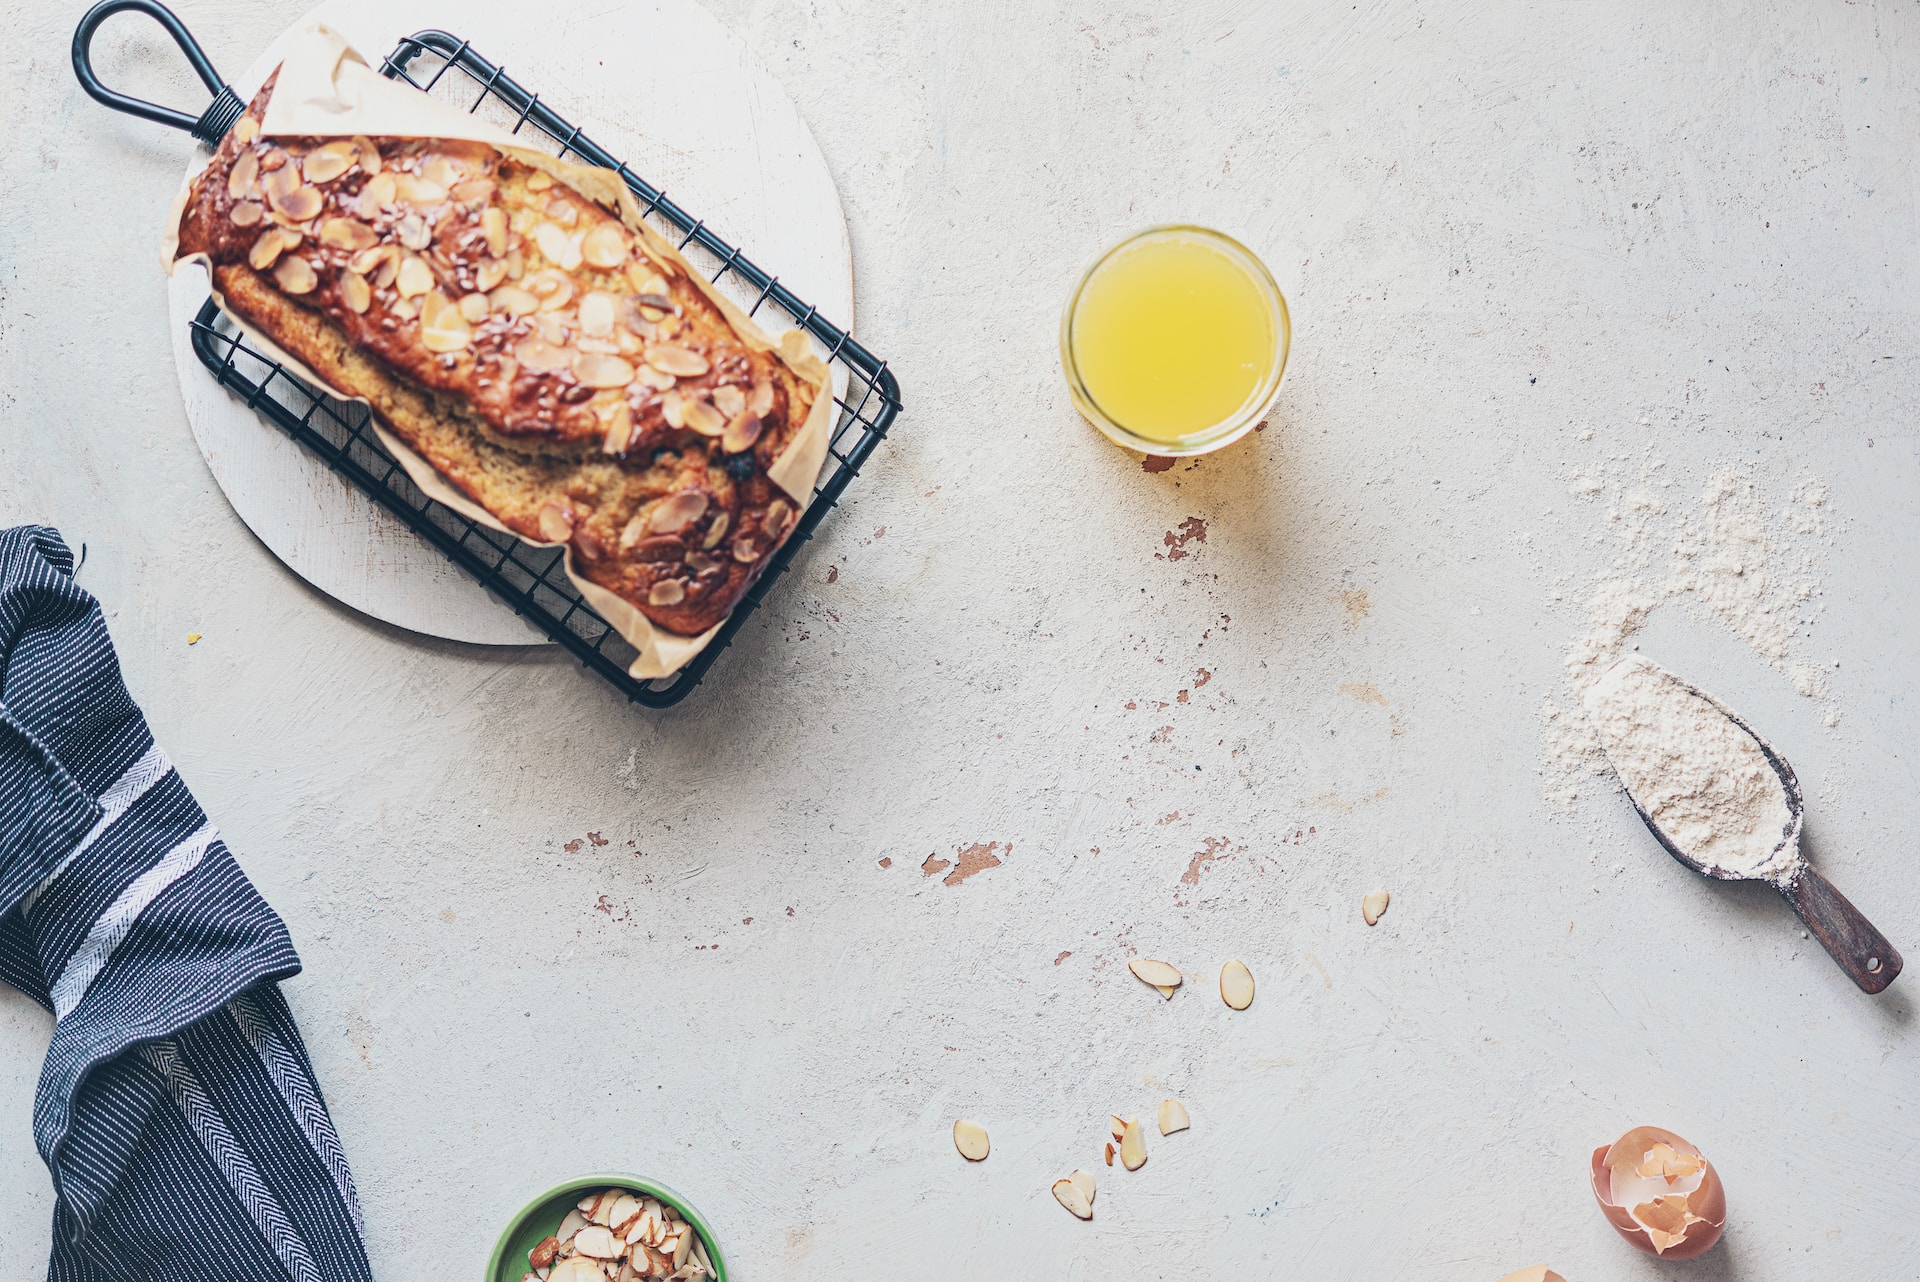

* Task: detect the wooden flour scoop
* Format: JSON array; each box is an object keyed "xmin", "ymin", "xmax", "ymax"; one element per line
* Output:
[{"xmin": 1593, "ymin": 661, "xmax": 1902, "ymax": 995}]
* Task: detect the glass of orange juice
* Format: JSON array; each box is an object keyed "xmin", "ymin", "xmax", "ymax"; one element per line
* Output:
[{"xmin": 1060, "ymin": 225, "xmax": 1290, "ymax": 457}]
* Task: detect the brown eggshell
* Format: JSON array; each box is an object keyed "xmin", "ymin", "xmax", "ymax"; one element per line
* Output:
[{"xmin": 1591, "ymin": 1126, "xmax": 1726, "ymax": 1259}]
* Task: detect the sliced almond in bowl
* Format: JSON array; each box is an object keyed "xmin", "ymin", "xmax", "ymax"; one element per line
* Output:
[
  {"xmin": 1219, "ymin": 959, "xmax": 1255, "ymax": 1010},
  {"xmin": 1158, "ymin": 1098, "xmax": 1190, "ymax": 1135},
  {"xmin": 1051, "ymin": 1172, "xmax": 1095, "ymax": 1220},
  {"xmin": 1127, "ymin": 958, "xmax": 1183, "ymax": 995},
  {"xmin": 952, "ymin": 1118, "xmax": 990, "ymax": 1162}
]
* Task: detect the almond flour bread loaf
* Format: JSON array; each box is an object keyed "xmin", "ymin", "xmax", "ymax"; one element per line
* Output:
[{"xmin": 174, "ymin": 80, "xmax": 822, "ymax": 638}]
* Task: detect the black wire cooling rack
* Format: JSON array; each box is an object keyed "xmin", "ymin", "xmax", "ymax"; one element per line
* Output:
[{"xmin": 74, "ymin": 4, "xmax": 899, "ymax": 707}]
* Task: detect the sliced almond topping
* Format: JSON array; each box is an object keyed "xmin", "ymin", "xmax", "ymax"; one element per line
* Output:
[
  {"xmin": 643, "ymin": 344, "xmax": 710, "ymax": 377},
  {"xmin": 515, "ymin": 338, "xmax": 576, "ymax": 373},
  {"xmin": 1052, "ymin": 1174, "xmax": 1094, "ymax": 1220},
  {"xmin": 1219, "ymin": 959, "xmax": 1255, "ymax": 1010},
  {"xmin": 392, "ymin": 173, "xmax": 448, "ymax": 205},
  {"xmin": 396, "ymin": 255, "xmax": 435, "ymax": 299},
  {"xmin": 574, "ymin": 353, "xmax": 636, "ymax": 389},
  {"xmin": 232, "ymin": 116, "xmax": 259, "ymax": 145},
  {"xmin": 706, "ymin": 384, "xmax": 743, "ymax": 418},
  {"xmin": 578, "ymin": 290, "xmax": 618, "ymax": 338},
  {"xmin": 1119, "ymin": 1116, "xmax": 1147, "ymax": 1170},
  {"xmin": 351, "ymin": 134, "xmax": 381, "ymax": 174},
  {"xmin": 228, "ymin": 201, "xmax": 264, "ymax": 227},
  {"xmin": 1158, "ymin": 1098, "xmax": 1191, "ymax": 1135},
  {"xmin": 537, "ymin": 502, "xmax": 573, "ymax": 542},
  {"xmin": 475, "ymin": 258, "xmax": 509, "ymax": 292},
  {"xmin": 636, "ymin": 363, "xmax": 676, "ymax": 392},
  {"xmin": 388, "ymin": 297, "xmax": 416, "ymax": 321},
  {"xmin": 396, "ymin": 213, "xmax": 432, "ymax": 251},
  {"xmin": 763, "ymin": 499, "xmax": 793, "ymax": 538},
  {"xmin": 582, "ymin": 223, "xmax": 629, "ymax": 269},
  {"xmin": 270, "ymin": 183, "xmax": 323, "ymax": 222},
  {"xmin": 458, "ymin": 292, "xmax": 491, "ymax": 324},
  {"xmin": 701, "ymin": 512, "xmax": 730, "ymax": 550},
  {"xmin": 1362, "ymin": 888, "xmax": 1391, "ymax": 926},
  {"xmin": 660, "ymin": 388, "xmax": 686, "ymax": 429},
  {"xmin": 721, "ymin": 413, "xmax": 763, "ymax": 455},
  {"xmin": 259, "ymin": 147, "xmax": 288, "ymax": 172},
  {"xmin": 649, "ymin": 492, "xmax": 709, "ymax": 535},
  {"xmin": 318, "ymin": 217, "xmax": 378, "ymax": 252},
  {"xmin": 952, "ymin": 1118, "xmax": 990, "ymax": 1161},
  {"xmin": 573, "ymin": 1226, "xmax": 618, "ymax": 1259},
  {"xmin": 747, "ymin": 379, "xmax": 775, "ymax": 418},
  {"xmin": 527, "ymin": 170, "xmax": 554, "ymax": 192},
  {"xmin": 349, "ymin": 243, "xmax": 396, "ymax": 277},
  {"xmin": 338, "ymin": 269, "xmax": 371, "ymax": 314},
  {"xmin": 526, "ymin": 269, "xmax": 575, "ymax": 311},
  {"xmin": 356, "ymin": 171, "xmax": 397, "ymax": 218},
  {"xmin": 620, "ymin": 514, "xmax": 647, "ymax": 549},
  {"xmin": 1127, "ymin": 958, "xmax": 1183, "ymax": 993},
  {"xmin": 420, "ymin": 154, "xmax": 460, "ymax": 189},
  {"xmin": 421, "ymin": 320, "xmax": 472, "ymax": 353},
  {"xmin": 681, "ymin": 397, "xmax": 725, "ymax": 437},
  {"xmin": 302, "ymin": 141, "xmax": 358, "ymax": 184},
  {"xmin": 481, "ymin": 205, "xmax": 510, "ymax": 259},
  {"xmin": 601, "ymin": 401, "xmax": 635, "ymax": 455},
  {"xmin": 731, "ymin": 534, "xmax": 760, "ymax": 563},
  {"xmin": 648, "ymin": 580, "xmax": 687, "ymax": 607},
  {"xmin": 490, "ymin": 284, "xmax": 540, "ymax": 317},
  {"xmin": 451, "ymin": 178, "xmax": 496, "ymax": 206},
  {"xmin": 227, "ymin": 149, "xmax": 260, "ymax": 200},
  {"xmin": 534, "ymin": 222, "xmax": 585, "ymax": 271},
  {"xmin": 273, "ymin": 255, "xmax": 318, "ymax": 294}
]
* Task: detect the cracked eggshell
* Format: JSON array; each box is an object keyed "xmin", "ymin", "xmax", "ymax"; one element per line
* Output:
[{"xmin": 1590, "ymin": 1126, "xmax": 1726, "ymax": 1259}]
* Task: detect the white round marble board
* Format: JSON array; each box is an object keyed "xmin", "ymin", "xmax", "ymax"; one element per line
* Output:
[{"xmin": 166, "ymin": 0, "xmax": 855, "ymax": 645}]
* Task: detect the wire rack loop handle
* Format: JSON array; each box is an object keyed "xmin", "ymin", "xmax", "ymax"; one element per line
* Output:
[{"xmin": 72, "ymin": 0, "xmax": 243, "ymax": 146}]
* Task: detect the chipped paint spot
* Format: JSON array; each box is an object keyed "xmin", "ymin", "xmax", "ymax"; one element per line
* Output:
[
  {"xmin": 1157, "ymin": 811, "xmax": 1183, "ymax": 825},
  {"xmin": 564, "ymin": 838, "xmax": 584, "ymax": 854},
  {"xmin": 922, "ymin": 852, "xmax": 952, "ymax": 878},
  {"xmin": 1141, "ymin": 454, "xmax": 1177, "ymax": 473},
  {"xmin": 742, "ymin": 917, "xmax": 753, "ymax": 925},
  {"xmin": 1305, "ymin": 953, "xmax": 1333, "ymax": 990},
  {"xmin": 1054, "ymin": 950, "xmax": 1072, "ymax": 965},
  {"xmin": 438, "ymin": 908, "xmax": 456, "ymax": 924},
  {"xmin": 1151, "ymin": 725, "xmax": 1174, "ymax": 743},
  {"xmin": 1180, "ymin": 836, "xmax": 1236, "ymax": 886},
  {"xmin": 943, "ymin": 841, "xmax": 1007, "ymax": 886},
  {"xmin": 1339, "ymin": 681, "xmax": 1389, "ymax": 707},
  {"xmin": 1157, "ymin": 516, "xmax": 1208, "ymax": 560},
  {"xmin": 825, "ymin": 565, "xmax": 839, "ymax": 583},
  {"xmin": 587, "ymin": 832, "xmax": 608, "ymax": 846},
  {"xmin": 878, "ymin": 856, "xmax": 892, "ymax": 868},
  {"xmin": 1194, "ymin": 668, "xmax": 1212, "ymax": 688},
  {"xmin": 1339, "ymin": 588, "xmax": 1371, "ymax": 628}
]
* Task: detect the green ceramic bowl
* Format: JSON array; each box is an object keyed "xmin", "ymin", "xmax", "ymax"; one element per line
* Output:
[{"xmin": 485, "ymin": 1174, "xmax": 728, "ymax": 1282}]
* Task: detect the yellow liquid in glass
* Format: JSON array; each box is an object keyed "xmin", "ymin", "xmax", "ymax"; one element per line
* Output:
[{"xmin": 1071, "ymin": 232, "xmax": 1278, "ymax": 444}]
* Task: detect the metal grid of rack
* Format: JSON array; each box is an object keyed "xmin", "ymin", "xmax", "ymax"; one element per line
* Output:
[{"xmin": 186, "ymin": 29, "xmax": 899, "ymax": 707}]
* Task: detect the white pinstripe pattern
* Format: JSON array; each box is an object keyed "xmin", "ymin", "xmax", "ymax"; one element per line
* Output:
[
  {"xmin": 20, "ymin": 743, "xmax": 172, "ymax": 916},
  {"xmin": 228, "ymin": 993, "xmax": 365, "ymax": 1231},
  {"xmin": 139, "ymin": 1040, "xmax": 324, "ymax": 1282},
  {"xmin": 50, "ymin": 821, "xmax": 217, "ymax": 1019}
]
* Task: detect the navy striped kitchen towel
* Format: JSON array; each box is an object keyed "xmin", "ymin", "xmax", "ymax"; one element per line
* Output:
[{"xmin": 0, "ymin": 526, "xmax": 372, "ymax": 1282}]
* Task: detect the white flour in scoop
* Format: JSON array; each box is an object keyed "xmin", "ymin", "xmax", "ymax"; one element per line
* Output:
[{"xmin": 1582, "ymin": 655, "xmax": 1797, "ymax": 878}]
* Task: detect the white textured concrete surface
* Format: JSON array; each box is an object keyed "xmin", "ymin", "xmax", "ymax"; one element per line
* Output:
[{"xmin": 3, "ymin": 2, "xmax": 1917, "ymax": 1279}]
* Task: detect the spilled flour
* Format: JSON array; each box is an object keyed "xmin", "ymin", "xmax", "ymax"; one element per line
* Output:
[
  {"xmin": 1539, "ymin": 450, "xmax": 1834, "ymax": 809},
  {"xmin": 1583, "ymin": 655, "xmax": 1797, "ymax": 879}
]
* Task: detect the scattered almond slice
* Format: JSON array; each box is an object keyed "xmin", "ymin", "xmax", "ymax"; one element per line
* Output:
[
  {"xmin": 1496, "ymin": 1270, "xmax": 1566, "ymax": 1282},
  {"xmin": 1158, "ymin": 1099, "xmax": 1190, "ymax": 1135},
  {"xmin": 1219, "ymin": 959, "xmax": 1255, "ymax": 1010},
  {"xmin": 1119, "ymin": 1116, "xmax": 1147, "ymax": 1171},
  {"xmin": 952, "ymin": 1118, "xmax": 990, "ymax": 1161},
  {"xmin": 1051, "ymin": 1171, "xmax": 1095, "ymax": 1220},
  {"xmin": 1108, "ymin": 1115, "xmax": 1128, "ymax": 1141},
  {"xmin": 1128, "ymin": 958, "xmax": 1183, "ymax": 995},
  {"xmin": 1103, "ymin": 1142, "xmax": 1114, "ymax": 1166},
  {"xmin": 1362, "ymin": 888, "xmax": 1391, "ymax": 926}
]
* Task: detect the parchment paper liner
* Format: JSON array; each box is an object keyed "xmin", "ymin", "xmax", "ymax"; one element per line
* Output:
[{"xmin": 166, "ymin": 24, "xmax": 834, "ymax": 679}]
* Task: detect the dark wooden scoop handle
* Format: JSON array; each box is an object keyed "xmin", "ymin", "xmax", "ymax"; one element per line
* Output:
[{"xmin": 1780, "ymin": 864, "xmax": 1902, "ymax": 994}]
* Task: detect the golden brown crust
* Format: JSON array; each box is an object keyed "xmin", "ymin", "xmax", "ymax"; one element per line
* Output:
[{"xmin": 177, "ymin": 79, "xmax": 814, "ymax": 636}]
